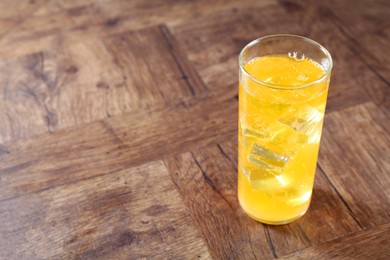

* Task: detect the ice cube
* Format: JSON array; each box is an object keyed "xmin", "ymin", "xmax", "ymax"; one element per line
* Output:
[
  {"xmin": 247, "ymin": 167, "xmax": 288, "ymax": 190},
  {"xmin": 242, "ymin": 127, "xmax": 267, "ymax": 139},
  {"xmin": 248, "ymin": 143, "xmax": 290, "ymax": 177},
  {"xmin": 251, "ymin": 144, "xmax": 289, "ymax": 168},
  {"xmin": 278, "ymin": 106, "xmax": 323, "ymax": 143},
  {"xmin": 244, "ymin": 142, "xmax": 293, "ymax": 190},
  {"xmin": 241, "ymin": 118, "xmax": 288, "ymax": 144}
]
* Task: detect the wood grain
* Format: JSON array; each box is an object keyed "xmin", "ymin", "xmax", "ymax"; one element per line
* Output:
[
  {"xmin": 280, "ymin": 223, "xmax": 390, "ymax": 260},
  {"xmin": 0, "ymin": 0, "xmax": 275, "ymax": 59},
  {"xmin": 0, "ymin": 89, "xmax": 236, "ymax": 200},
  {"xmin": 165, "ymin": 147, "xmax": 274, "ymax": 259},
  {"xmin": 319, "ymin": 102, "xmax": 390, "ymax": 228},
  {"xmin": 0, "ymin": 0, "xmax": 389, "ymax": 258},
  {"xmin": 0, "ymin": 161, "xmax": 210, "ymax": 259},
  {"xmin": 0, "ymin": 25, "xmax": 206, "ymax": 143}
]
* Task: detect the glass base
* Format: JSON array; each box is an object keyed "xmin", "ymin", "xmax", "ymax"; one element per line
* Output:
[{"xmin": 239, "ymin": 200, "xmax": 310, "ymax": 225}]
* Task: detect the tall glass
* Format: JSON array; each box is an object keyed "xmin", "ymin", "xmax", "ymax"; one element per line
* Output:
[{"xmin": 238, "ymin": 35, "xmax": 333, "ymax": 225}]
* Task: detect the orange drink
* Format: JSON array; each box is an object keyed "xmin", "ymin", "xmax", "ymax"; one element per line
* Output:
[{"xmin": 238, "ymin": 35, "xmax": 332, "ymax": 224}]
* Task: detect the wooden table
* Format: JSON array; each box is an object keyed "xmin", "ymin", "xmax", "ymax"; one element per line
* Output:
[{"xmin": 1, "ymin": 0, "xmax": 389, "ymax": 259}]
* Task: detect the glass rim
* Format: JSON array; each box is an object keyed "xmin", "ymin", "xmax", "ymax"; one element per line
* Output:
[{"xmin": 238, "ymin": 34, "xmax": 333, "ymax": 90}]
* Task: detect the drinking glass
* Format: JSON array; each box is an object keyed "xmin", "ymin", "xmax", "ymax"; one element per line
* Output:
[{"xmin": 238, "ymin": 35, "xmax": 333, "ymax": 224}]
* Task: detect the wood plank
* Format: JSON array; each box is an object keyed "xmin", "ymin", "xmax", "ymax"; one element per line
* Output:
[
  {"xmin": 0, "ymin": 0, "xmax": 49, "ymax": 42},
  {"xmin": 0, "ymin": 0, "xmax": 273, "ymax": 59},
  {"xmin": 104, "ymin": 25, "xmax": 206, "ymax": 101},
  {"xmin": 0, "ymin": 0, "xmax": 49, "ymax": 21},
  {"xmin": 0, "ymin": 89, "xmax": 237, "ymax": 201},
  {"xmin": 164, "ymin": 148, "xmax": 274, "ymax": 259},
  {"xmin": 158, "ymin": 25, "xmax": 209, "ymax": 98},
  {"xmin": 280, "ymin": 223, "xmax": 390, "ymax": 260},
  {"xmin": 218, "ymin": 139, "xmax": 361, "ymax": 257},
  {"xmin": 319, "ymin": 102, "xmax": 390, "ymax": 228},
  {"xmin": 169, "ymin": 3, "xmax": 389, "ymax": 113},
  {"xmin": 0, "ymin": 41, "xmax": 122, "ymax": 142},
  {"xmin": 0, "ymin": 25, "xmax": 204, "ymax": 142},
  {"xmin": 0, "ymin": 161, "xmax": 210, "ymax": 259},
  {"xmin": 33, "ymin": 0, "xmax": 99, "ymax": 15}
]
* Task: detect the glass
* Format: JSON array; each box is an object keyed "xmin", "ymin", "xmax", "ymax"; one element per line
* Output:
[{"xmin": 238, "ymin": 35, "xmax": 333, "ymax": 225}]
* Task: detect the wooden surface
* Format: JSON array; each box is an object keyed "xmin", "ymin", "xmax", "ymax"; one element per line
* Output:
[{"xmin": 0, "ymin": 0, "xmax": 389, "ymax": 259}]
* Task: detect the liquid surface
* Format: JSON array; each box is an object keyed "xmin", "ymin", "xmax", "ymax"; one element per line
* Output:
[
  {"xmin": 245, "ymin": 55, "xmax": 325, "ymax": 86},
  {"xmin": 238, "ymin": 55, "xmax": 328, "ymax": 224}
]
